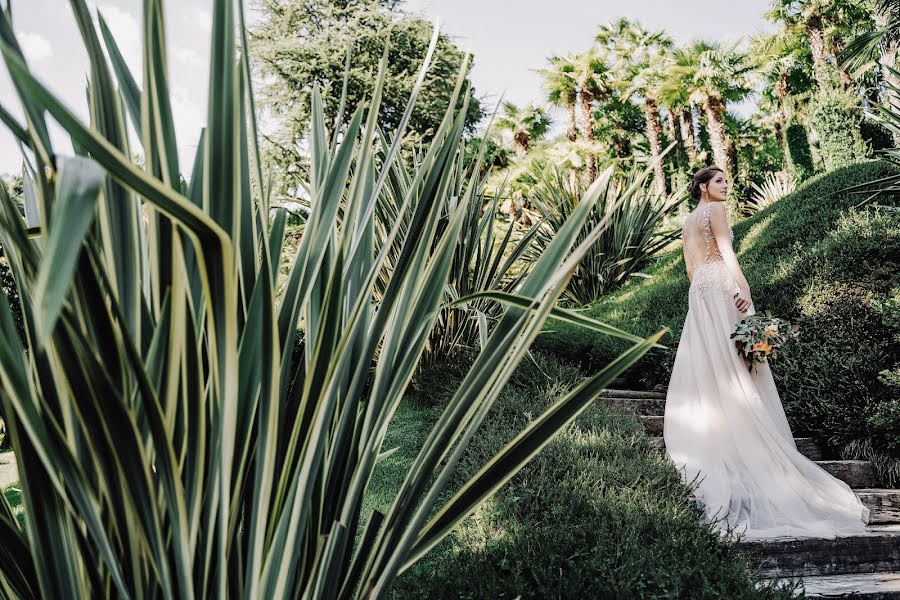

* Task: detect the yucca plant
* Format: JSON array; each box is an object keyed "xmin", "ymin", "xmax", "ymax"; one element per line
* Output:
[
  {"xmin": 373, "ymin": 132, "xmax": 542, "ymax": 362},
  {"xmin": 746, "ymin": 170, "xmax": 796, "ymax": 215},
  {"xmin": 0, "ymin": 1, "xmax": 665, "ymax": 599},
  {"xmin": 525, "ymin": 161, "xmax": 684, "ymax": 306}
]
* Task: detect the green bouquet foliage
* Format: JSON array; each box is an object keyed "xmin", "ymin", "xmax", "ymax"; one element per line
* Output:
[
  {"xmin": 0, "ymin": 1, "xmax": 666, "ymax": 598},
  {"xmin": 729, "ymin": 311, "xmax": 800, "ymax": 372}
]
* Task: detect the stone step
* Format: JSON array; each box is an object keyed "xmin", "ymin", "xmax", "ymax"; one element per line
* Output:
[
  {"xmin": 600, "ymin": 389, "xmax": 667, "ymax": 400},
  {"xmin": 606, "ymin": 397, "xmax": 666, "ymax": 416},
  {"xmin": 649, "ymin": 436, "xmax": 834, "ymax": 463},
  {"xmin": 765, "ymin": 571, "xmax": 900, "ymax": 599},
  {"xmin": 739, "ymin": 524, "xmax": 900, "ymax": 578},
  {"xmin": 640, "ymin": 415, "xmax": 664, "ymax": 435},
  {"xmin": 819, "ymin": 461, "xmax": 880, "ymax": 489},
  {"xmin": 650, "ymin": 439, "xmax": 881, "ymax": 490},
  {"xmin": 859, "ymin": 490, "xmax": 900, "ymax": 525},
  {"xmin": 795, "ymin": 437, "xmax": 828, "ymax": 461}
]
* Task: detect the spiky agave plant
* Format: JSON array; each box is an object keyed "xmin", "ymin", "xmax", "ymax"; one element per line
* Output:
[
  {"xmin": 746, "ymin": 171, "xmax": 796, "ymax": 215},
  {"xmin": 525, "ymin": 161, "xmax": 685, "ymax": 306},
  {"xmin": 371, "ymin": 129, "xmax": 543, "ymax": 362},
  {"xmin": 0, "ymin": 1, "xmax": 665, "ymax": 599}
]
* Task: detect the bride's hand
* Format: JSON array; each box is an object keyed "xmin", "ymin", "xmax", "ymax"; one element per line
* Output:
[{"xmin": 734, "ymin": 286, "xmax": 753, "ymax": 313}]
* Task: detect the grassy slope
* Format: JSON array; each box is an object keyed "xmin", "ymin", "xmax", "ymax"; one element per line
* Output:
[
  {"xmin": 534, "ymin": 160, "xmax": 900, "ymax": 481},
  {"xmin": 366, "ymin": 354, "xmax": 797, "ymax": 599}
]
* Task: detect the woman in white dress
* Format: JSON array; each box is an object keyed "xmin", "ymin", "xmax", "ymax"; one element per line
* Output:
[{"xmin": 663, "ymin": 166, "xmax": 870, "ymax": 540}]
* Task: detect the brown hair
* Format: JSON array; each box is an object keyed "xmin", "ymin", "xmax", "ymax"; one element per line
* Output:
[{"xmin": 690, "ymin": 166, "xmax": 725, "ymax": 200}]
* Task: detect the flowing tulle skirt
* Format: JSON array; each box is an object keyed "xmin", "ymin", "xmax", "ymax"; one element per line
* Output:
[{"xmin": 663, "ymin": 262, "xmax": 870, "ymax": 540}]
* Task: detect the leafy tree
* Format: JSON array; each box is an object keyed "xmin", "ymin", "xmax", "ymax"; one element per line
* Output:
[
  {"xmin": 495, "ymin": 102, "xmax": 552, "ymax": 156},
  {"xmin": 250, "ymin": 0, "xmax": 484, "ymax": 194}
]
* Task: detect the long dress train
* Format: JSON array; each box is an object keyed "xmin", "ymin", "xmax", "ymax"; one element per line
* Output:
[{"xmin": 663, "ymin": 200, "xmax": 870, "ymax": 540}]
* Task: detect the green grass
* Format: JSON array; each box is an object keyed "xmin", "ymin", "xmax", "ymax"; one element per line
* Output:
[
  {"xmin": 534, "ymin": 160, "xmax": 900, "ymax": 484},
  {"xmin": 369, "ymin": 353, "xmax": 799, "ymax": 599}
]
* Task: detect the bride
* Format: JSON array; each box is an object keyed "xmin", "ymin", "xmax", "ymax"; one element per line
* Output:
[{"xmin": 662, "ymin": 166, "xmax": 870, "ymax": 540}]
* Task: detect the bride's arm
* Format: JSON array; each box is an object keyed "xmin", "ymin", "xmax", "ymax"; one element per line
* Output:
[{"xmin": 709, "ymin": 202, "xmax": 750, "ymax": 291}]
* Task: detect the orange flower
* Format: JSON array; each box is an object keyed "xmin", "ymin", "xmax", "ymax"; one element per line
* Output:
[{"xmin": 752, "ymin": 341, "xmax": 772, "ymax": 353}]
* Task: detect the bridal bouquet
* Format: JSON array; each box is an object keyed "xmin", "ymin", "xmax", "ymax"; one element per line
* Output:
[{"xmin": 729, "ymin": 311, "xmax": 800, "ymax": 372}]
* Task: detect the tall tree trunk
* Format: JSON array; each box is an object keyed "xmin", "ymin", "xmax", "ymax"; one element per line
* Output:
[
  {"xmin": 566, "ymin": 96, "xmax": 580, "ymax": 188},
  {"xmin": 612, "ymin": 136, "xmax": 631, "ymax": 158},
  {"xmin": 679, "ymin": 109, "xmax": 697, "ymax": 163},
  {"xmin": 668, "ymin": 109, "xmax": 684, "ymax": 160},
  {"xmin": 643, "ymin": 96, "xmax": 666, "ymax": 195},
  {"xmin": 808, "ymin": 14, "xmax": 833, "ymax": 89},
  {"xmin": 704, "ymin": 94, "xmax": 731, "ymax": 174},
  {"xmin": 580, "ymin": 88, "xmax": 597, "ymax": 182},
  {"xmin": 513, "ymin": 130, "xmax": 530, "ymax": 157},
  {"xmin": 773, "ymin": 119, "xmax": 785, "ymax": 160},
  {"xmin": 830, "ymin": 36, "xmax": 854, "ymax": 89},
  {"xmin": 566, "ymin": 97, "xmax": 578, "ymax": 143}
]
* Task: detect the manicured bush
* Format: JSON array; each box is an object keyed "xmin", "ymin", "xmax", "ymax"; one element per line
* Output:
[
  {"xmin": 535, "ymin": 161, "xmax": 900, "ymax": 483},
  {"xmin": 369, "ymin": 353, "xmax": 798, "ymax": 599},
  {"xmin": 810, "ymin": 90, "xmax": 868, "ymax": 171},
  {"xmin": 784, "ymin": 122, "xmax": 815, "ymax": 182}
]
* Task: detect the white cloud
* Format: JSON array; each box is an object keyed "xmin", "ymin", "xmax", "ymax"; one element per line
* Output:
[
  {"xmin": 171, "ymin": 83, "xmax": 207, "ymax": 168},
  {"xmin": 19, "ymin": 32, "xmax": 52, "ymax": 62},
  {"xmin": 190, "ymin": 7, "xmax": 212, "ymax": 35},
  {"xmin": 173, "ymin": 45, "xmax": 205, "ymax": 70}
]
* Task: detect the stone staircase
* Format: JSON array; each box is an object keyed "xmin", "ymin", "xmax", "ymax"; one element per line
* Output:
[{"xmin": 600, "ymin": 387, "xmax": 900, "ymax": 599}]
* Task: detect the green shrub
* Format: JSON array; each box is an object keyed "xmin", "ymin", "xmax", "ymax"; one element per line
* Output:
[
  {"xmin": 785, "ymin": 122, "xmax": 815, "ymax": 181},
  {"xmin": 373, "ymin": 353, "xmax": 798, "ymax": 599},
  {"xmin": 535, "ymin": 161, "xmax": 900, "ymax": 483},
  {"xmin": 524, "ymin": 163, "xmax": 684, "ymax": 306},
  {"xmin": 861, "ymin": 119, "xmax": 894, "ymax": 154},
  {"xmin": 810, "ymin": 90, "xmax": 868, "ymax": 171}
]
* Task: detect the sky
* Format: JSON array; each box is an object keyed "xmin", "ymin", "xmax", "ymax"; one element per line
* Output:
[{"xmin": 0, "ymin": 0, "xmax": 776, "ymax": 176}]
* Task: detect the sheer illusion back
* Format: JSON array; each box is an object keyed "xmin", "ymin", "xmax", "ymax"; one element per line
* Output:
[
  {"xmin": 663, "ymin": 201, "xmax": 870, "ymax": 540},
  {"xmin": 682, "ymin": 200, "xmax": 733, "ymax": 271}
]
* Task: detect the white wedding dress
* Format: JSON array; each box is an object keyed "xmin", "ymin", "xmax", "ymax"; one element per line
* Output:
[{"xmin": 663, "ymin": 200, "xmax": 870, "ymax": 540}]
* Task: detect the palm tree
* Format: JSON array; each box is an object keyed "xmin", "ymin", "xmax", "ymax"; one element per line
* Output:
[
  {"xmin": 495, "ymin": 102, "xmax": 552, "ymax": 156},
  {"xmin": 665, "ymin": 41, "xmax": 752, "ymax": 176},
  {"xmin": 767, "ymin": 0, "xmax": 868, "ymax": 90},
  {"xmin": 570, "ymin": 47, "xmax": 613, "ymax": 181},
  {"xmin": 747, "ymin": 32, "xmax": 806, "ymax": 152},
  {"xmin": 541, "ymin": 55, "xmax": 579, "ymax": 144},
  {"xmin": 658, "ymin": 73, "xmax": 698, "ymax": 164},
  {"xmin": 598, "ymin": 18, "xmax": 673, "ymax": 194}
]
